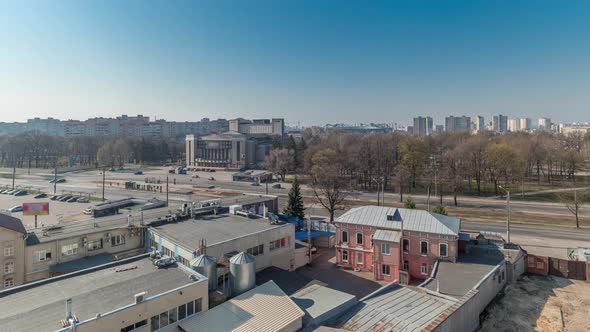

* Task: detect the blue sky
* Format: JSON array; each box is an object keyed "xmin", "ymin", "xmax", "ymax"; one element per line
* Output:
[{"xmin": 1, "ymin": 1, "xmax": 589, "ymax": 126}]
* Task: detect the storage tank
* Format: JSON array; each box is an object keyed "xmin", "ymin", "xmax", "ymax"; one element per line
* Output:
[
  {"xmin": 190, "ymin": 255, "xmax": 217, "ymax": 291},
  {"xmin": 230, "ymin": 252, "xmax": 256, "ymax": 296}
]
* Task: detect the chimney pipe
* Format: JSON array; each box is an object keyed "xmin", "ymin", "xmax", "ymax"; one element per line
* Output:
[{"xmin": 66, "ymin": 298, "xmax": 72, "ymax": 319}]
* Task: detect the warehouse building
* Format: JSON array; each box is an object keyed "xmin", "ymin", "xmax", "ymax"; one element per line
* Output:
[{"xmin": 0, "ymin": 254, "xmax": 209, "ymax": 332}]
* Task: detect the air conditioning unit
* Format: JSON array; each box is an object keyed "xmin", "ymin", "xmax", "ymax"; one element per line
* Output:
[{"xmin": 134, "ymin": 292, "xmax": 147, "ymax": 304}]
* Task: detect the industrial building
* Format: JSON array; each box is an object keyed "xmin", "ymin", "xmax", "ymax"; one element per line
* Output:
[
  {"xmin": 178, "ymin": 280, "xmax": 305, "ymax": 332},
  {"xmin": 0, "ymin": 254, "xmax": 209, "ymax": 332}
]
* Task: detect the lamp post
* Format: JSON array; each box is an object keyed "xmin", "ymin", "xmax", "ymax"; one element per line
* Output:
[{"xmin": 498, "ymin": 185, "xmax": 511, "ymax": 244}]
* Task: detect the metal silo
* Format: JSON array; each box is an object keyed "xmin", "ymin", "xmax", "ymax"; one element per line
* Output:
[
  {"xmin": 190, "ymin": 255, "xmax": 217, "ymax": 291},
  {"xmin": 230, "ymin": 252, "xmax": 256, "ymax": 296}
]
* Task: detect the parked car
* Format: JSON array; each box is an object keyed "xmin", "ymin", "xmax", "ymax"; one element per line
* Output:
[
  {"xmin": 83, "ymin": 207, "xmax": 93, "ymax": 215},
  {"xmin": 14, "ymin": 190, "xmax": 27, "ymax": 196},
  {"xmin": 34, "ymin": 193, "xmax": 47, "ymax": 199},
  {"xmin": 77, "ymin": 197, "xmax": 89, "ymax": 203},
  {"xmin": 208, "ymin": 177, "xmax": 215, "ymax": 181},
  {"xmin": 272, "ymin": 183, "xmax": 281, "ymax": 189},
  {"xmin": 66, "ymin": 196, "xmax": 79, "ymax": 202},
  {"xmin": 207, "ymin": 185, "xmax": 215, "ymax": 189},
  {"xmin": 168, "ymin": 169, "xmax": 175, "ymax": 174},
  {"xmin": 134, "ymin": 170, "xmax": 143, "ymax": 175},
  {"xmin": 55, "ymin": 178, "xmax": 66, "ymax": 183},
  {"xmin": 8, "ymin": 205, "xmax": 23, "ymax": 213},
  {"xmin": 192, "ymin": 174, "xmax": 199, "ymax": 178},
  {"xmin": 6, "ymin": 190, "xmax": 18, "ymax": 195},
  {"xmin": 58, "ymin": 195, "xmax": 72, "ymax": 201},
  {"xmin": 49, "ymin": 179, "xmax": 56, "ymax": 183},
  {"xmin": 50, "ymin": 195, "xmax": 59, "ymax": 200},
  {"xmin": 153, "ymin": 256, "xmax": 176, "ymax": 268},
  {"xmin": 0, "ymin": 190, "xmax": 7, "ymax": 194},
  {"xmin": 251, "ymin": 182, "xmax": 260, "ymax": 186}
]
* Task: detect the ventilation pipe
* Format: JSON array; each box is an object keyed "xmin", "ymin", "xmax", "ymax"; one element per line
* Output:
[{"xmin": 127, "ymin": 214, "xmax": 132, "ymax": 227}]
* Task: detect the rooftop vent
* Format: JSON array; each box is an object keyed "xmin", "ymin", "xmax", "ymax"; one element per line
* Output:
[{"xmin": 134, "ymin": 292, "xmax": 147, "ymax": 304}]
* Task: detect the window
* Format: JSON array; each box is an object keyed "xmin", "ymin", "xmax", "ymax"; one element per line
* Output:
[
  {"xmin": 195, "ymin": 298, "xmax": 202, "ymax": 313},
  {"xmin": 61, "ymin": 243, "xmax": 79, "ymax": 257},
  {"xmin": 421, "ymin": 263, "xmax": 428, "ymax": 275},
  {"xmin": 34, "ymin": 250, "xmax": 51, "ymax": 262},
  {"xmin": 87, "ymin": 239, "xmax": 103, "ymax": 251},
  {"xmin": 247, "ymin": 244, "xmax": 264, "ymax": 256},
  {"xmin": 270, "ymin": 237, "xmax": 288, "ymax": 251},
  {"xmin": 356, "ymin": 233, "xmax": 363, "ymax": 245},
  {"xmin": 4, "ymin": 246, "xmax": 14, "ymax": 257},
  {"xmin": 178, "ymin": 303, "xmax": 187, "ymax": 320},
  {"xmin": 342, "ymin": 250, "xmax": 348, "ymax": 262},
  {"xmin": 150, "ymin": 315, "xmax": 159, "ymax": 331},
  {"xmin": 121, "ymin": 320, "xmax": 147, "ymax": 332},
  {"xmin": 187, "ymin": 300, "xmax": 194, "ymax": 316},
  {"xmin": 403, "ymin": 260, "xmax": 409, "ymax": 271},
  {"xmin": 159, "ymin": 311, "xmax": 168, "ymax": 329},
  {"xmin": 4, "ymin": 262, "xmax": 14, "ymax": 274},
  {"xmin": 342, "ymin": 231, "xmax": 348, "ymax": 243},
  {"xmin": 402, "ymin": 239, "xmax": 410, "ymax": 252},
  {"xmin": 168, "ymin": 307, "xmax": 177, "ymax": 325},
  {"xmin": 4, "ymin": 278, "xmax": 14, "ymax": 288},
  {"xmin": 381, "ymin": 264, "xmax": 390, "ymax": 276},
  {"xmin": 420, "ymin": 241, "xmax": 428, "ymax": 255},
  {"xmin": 381, "ymin": 243, "xmax": 390, "ymax": 255},
  {"xmin": 439, "ymin": 243, "xmax": 448, "ymax": 257},
  {"xmin": 111, "ymin": 234, "xmax": 125, "ymax": 246},
  {"xmin": 357, "ymin": 253, "xmax": 363, "ymax": 265}
]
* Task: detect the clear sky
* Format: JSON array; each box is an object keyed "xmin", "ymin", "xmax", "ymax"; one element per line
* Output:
[{"xmin": 1, "ymin": 1, "xmax": 590, "ymax": 126}]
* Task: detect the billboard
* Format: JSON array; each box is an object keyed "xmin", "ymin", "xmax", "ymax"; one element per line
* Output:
[{"xmin": 23, "ymin": 202, "xmax": 49, "ymax": 216}]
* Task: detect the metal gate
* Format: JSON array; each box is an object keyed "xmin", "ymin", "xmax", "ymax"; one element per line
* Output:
[{"xmin": 548, "ymin": 257, "xmax": 587, "ymax": 280}]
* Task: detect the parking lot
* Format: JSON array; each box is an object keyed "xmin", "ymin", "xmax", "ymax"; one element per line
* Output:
[{"xmin": 0, "ymin": 191, "xmax": 92, "ymax": 228}]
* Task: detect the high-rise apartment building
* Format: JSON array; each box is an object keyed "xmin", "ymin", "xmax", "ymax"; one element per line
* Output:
[
  {"xmin": 412, "ymin": 116, "xmax": 432, "ymax": 137},
  {"xmin": 538, "ymin": 117, "xmax": 552, "ymax": 130},
  {"xmin": 475, "ymin": 115, "xmax": 485, "ymax": 132},
  {"xmin": 444, "ymin": 115, "xmax": 471, "ymax": 132},
  {"xmin": 492, "ymin": 114, "xmax": 508, "ymax": 133},
  {"xmin": 508, "ymin": 118, "xmax": 520, "ymax": 132}
]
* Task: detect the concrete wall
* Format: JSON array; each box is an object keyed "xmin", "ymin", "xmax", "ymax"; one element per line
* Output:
[
  {"xmin": 433, "ymin": 260, "xmax": 507, "ymax": 332},
  {"xmin": 58, "ymin": 277, "xmax": 209, "ymax": 332},
  {"xmin": 0, "ymin": 228, "xmax": 25, "ymax": 289},
  {"xmin": 25, "ymin": 227, "xmax": 144, "ymax": 282}
]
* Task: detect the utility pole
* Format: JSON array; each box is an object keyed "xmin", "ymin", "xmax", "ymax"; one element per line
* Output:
[
  {"xmin": 427, "ymin": 185, "xmax": 431, "ymax": 211},
  {"xmin": 102, "ymin": 167, "xmax": 106, "ymax": 201},
  {"xmin": 54, "ymin": 162, "xmax": 58, "ymax": 194},
  {"xmin": 166, "ymin": 175, "xmax": 169, "ymax": 206},
  {"xmin": 499, "ymin": 186, "xmax": 511, "ymax": 244},
  {"xmin": 12, "ymin": 163, "xmax": 16, "ymax": 190}
]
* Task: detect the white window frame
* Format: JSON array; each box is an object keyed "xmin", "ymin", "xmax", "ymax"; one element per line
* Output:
[
  {"xmin": 111, "ymin": 234, "xmax": 125, "ymax": 247},
  {"xmin": 35, "ymin": 250, "xmax": 50, "ymax": 262},
  {"xmin": 381, "ymin": 264, "xmax": 390, "ymax": 276},
  {"xmin": 439, "ymin": 243, "xmax": 448, "ymax": 258},
  {"xmin": 356, "ymin": 232, "xmax": 363, "ymax": 245},
  {"xmin": 381, "ymin": 243, "xmax": 390, "ymax": 255},
  {"xmin": 402, "ymin": 238, "xmax": 410, "ymax": 253},
  {"xmin": 4, "ymin": 262, "xmax": 14, "ymax": 274},
  {"xmin": 4, "ymin": 278, "xmax": 14, "ymax": 288},
  {"xmin": 61, "ymin": 243, "xmax": 79, "ymax": 257},
  {"xmin": 420, "ymin": 241, "xmax": 428, "ymax": 256},
  {"xmin": 342, "ymin": 250, "xmax": 348, "ymax": 262},
  {"xmin": 421, "ymin": 263, "xmax": 428, "ymax": 275},
  {"xmin": 403, "ymin": 260, "xmax": 409, "ymax": 271},
  {"xmin": 87, "ymin": 239, "xmax": 103, "ymax": 251},
  {"xmin": 357, "ymin": 253, "xmax": 363, "ymax": 265},
  {"xmin": 4, "ymin": 247, "xmax": 14, "ymax": 257},
  {"xmin": 342, "ymin": 231, "xmax": 348, "ymax": 243}
]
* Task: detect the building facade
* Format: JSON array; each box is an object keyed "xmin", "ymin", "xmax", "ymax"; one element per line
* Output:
[
  {"xmin": 334, "ymin": 207, "xmax": 460, "ymax": 283},
  {"xmin": 412, "ymin": 116, "xmax": 433, "ymax": 137},
  {"xmin": 445, "ymin": 115, "xmax": 471, "ymax": 132},
  {"xmin": 492, "ymin": 114, "xmax": 508, "ymax": 133}
]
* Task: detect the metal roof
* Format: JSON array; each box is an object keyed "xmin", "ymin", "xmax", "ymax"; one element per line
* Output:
[
  {"xmin": 0, "ymin": 255, "xmax": 197, "ymax": 332},
  {"xmin": 178, "ymin": 280, "xmax": 305, "ymax": 332},
  {"xmin": 229, "ymin": 252, "xmax": 256, "ymax": 264},
  {"xmin": 372, "ymin": 229, "xmax": 401, "ymax": 243},
  {"xmin": 335, "ymin": 206, "xmax": 460, "ymax": 236},
  {"xmin": 336, "ymin": 284, "xmax": 457, "ymax": 332},
  {"xmin": 0, "ymin": 213, "xmax": 27, "ymax": 234}
]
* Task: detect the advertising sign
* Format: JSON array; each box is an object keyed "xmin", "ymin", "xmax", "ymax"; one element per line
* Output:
[{"xmin": 22, "ymin": 202, "xmax": 50, "ymax": 216}]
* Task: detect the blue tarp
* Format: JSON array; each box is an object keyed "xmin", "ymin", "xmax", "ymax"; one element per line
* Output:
[{"xmin": 295, "ymin": 230, "xmax": 336, "ymax": 241}]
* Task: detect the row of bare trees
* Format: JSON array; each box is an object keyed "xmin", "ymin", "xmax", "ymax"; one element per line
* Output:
[
  {"xmin": 0, "ymin": 133, "xmax": 185, "ymax": 169},
  {"xmin": 267, "ymin": 128, "xmax": 590, "ymax": 221}
]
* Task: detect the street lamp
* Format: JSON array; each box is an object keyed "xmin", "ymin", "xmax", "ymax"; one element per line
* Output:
[{"xmin": 498, "ymin": 185, "xmax": 511, "ymax": 244}]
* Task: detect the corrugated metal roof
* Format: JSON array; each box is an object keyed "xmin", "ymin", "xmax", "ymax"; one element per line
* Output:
[
  {"xmin": 335, "ymin": 206, "xmax": 460, "ymax": 236},
  {"xmin": 229, "ymin": 252, "xmax": 256, "ymax": 264},
  {"xmin": 337, "ymin": 284, "xmax": 457, "ymax": 332},
  {"xmin": 179, "ymin": 280, "xmax": 305, "ymax": 332},
  {"xmin": 179, "ymin": 280, "xmax": 304, "ymax": 332},
  {"xmin": 372, "ymin": 229, "xmax": 401, "ymax": 243}
]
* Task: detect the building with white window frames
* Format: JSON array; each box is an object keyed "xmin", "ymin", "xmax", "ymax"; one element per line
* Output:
[{"xmin": 0, "ymin": 214, "xmax": 26, "ymax": 290}]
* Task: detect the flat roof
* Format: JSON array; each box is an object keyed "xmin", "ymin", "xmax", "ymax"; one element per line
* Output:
[
  {"xmin": 422, "ymin": 252, "xmax": 504, "ymax": 298},
  {"xmin": 0, "ymin": 255, "xmax": 198, "ymax": 331},
  {"xmin": 150, "ymin": 214, "xmax": 290, "ymax": 250},
  {"xmin": 291, "ymin": 284, "xmax": 357, "ymax": 328},
  {"xmin": 178, "ymin": 280, "xmax": 305, "ymax": 332},
  {"xmin": 220, "ymin": 194, "xmax": 277, "ymax": 207},
  {"xmin": 335, "ymin": 284, "xmax": 457, "ymax": 332}
]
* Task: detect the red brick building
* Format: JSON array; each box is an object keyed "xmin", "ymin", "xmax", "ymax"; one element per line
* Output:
[{"xmin": 334, "ymin": 207, "xmax": 460, "ymax": 282}]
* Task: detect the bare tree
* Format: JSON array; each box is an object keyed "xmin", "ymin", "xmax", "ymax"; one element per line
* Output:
[
  {"xmin": 309, "ymin": 148, "xmax": 350, "ymax": 222},
  {"xmin": 265, "ymin": 148, "xmax": 295, "ymax": 181},
  {"xmin": 558, "ymin": 190, "xmax": 587, "ymax": 229}
]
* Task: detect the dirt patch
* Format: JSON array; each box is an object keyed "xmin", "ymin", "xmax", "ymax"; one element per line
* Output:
[{"xmin": 480, "ymin": 275, "xmax": 590, "ymax": 332}]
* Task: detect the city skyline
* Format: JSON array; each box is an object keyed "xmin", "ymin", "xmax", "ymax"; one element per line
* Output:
[{"xmin": 2, "ymin": 1, "xmax": 590, "ymax": 125}]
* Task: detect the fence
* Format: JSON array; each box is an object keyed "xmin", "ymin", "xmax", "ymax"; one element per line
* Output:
[{"xmin": 526, "ymin": 254, "xmax": 587, "ymax": 280}]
